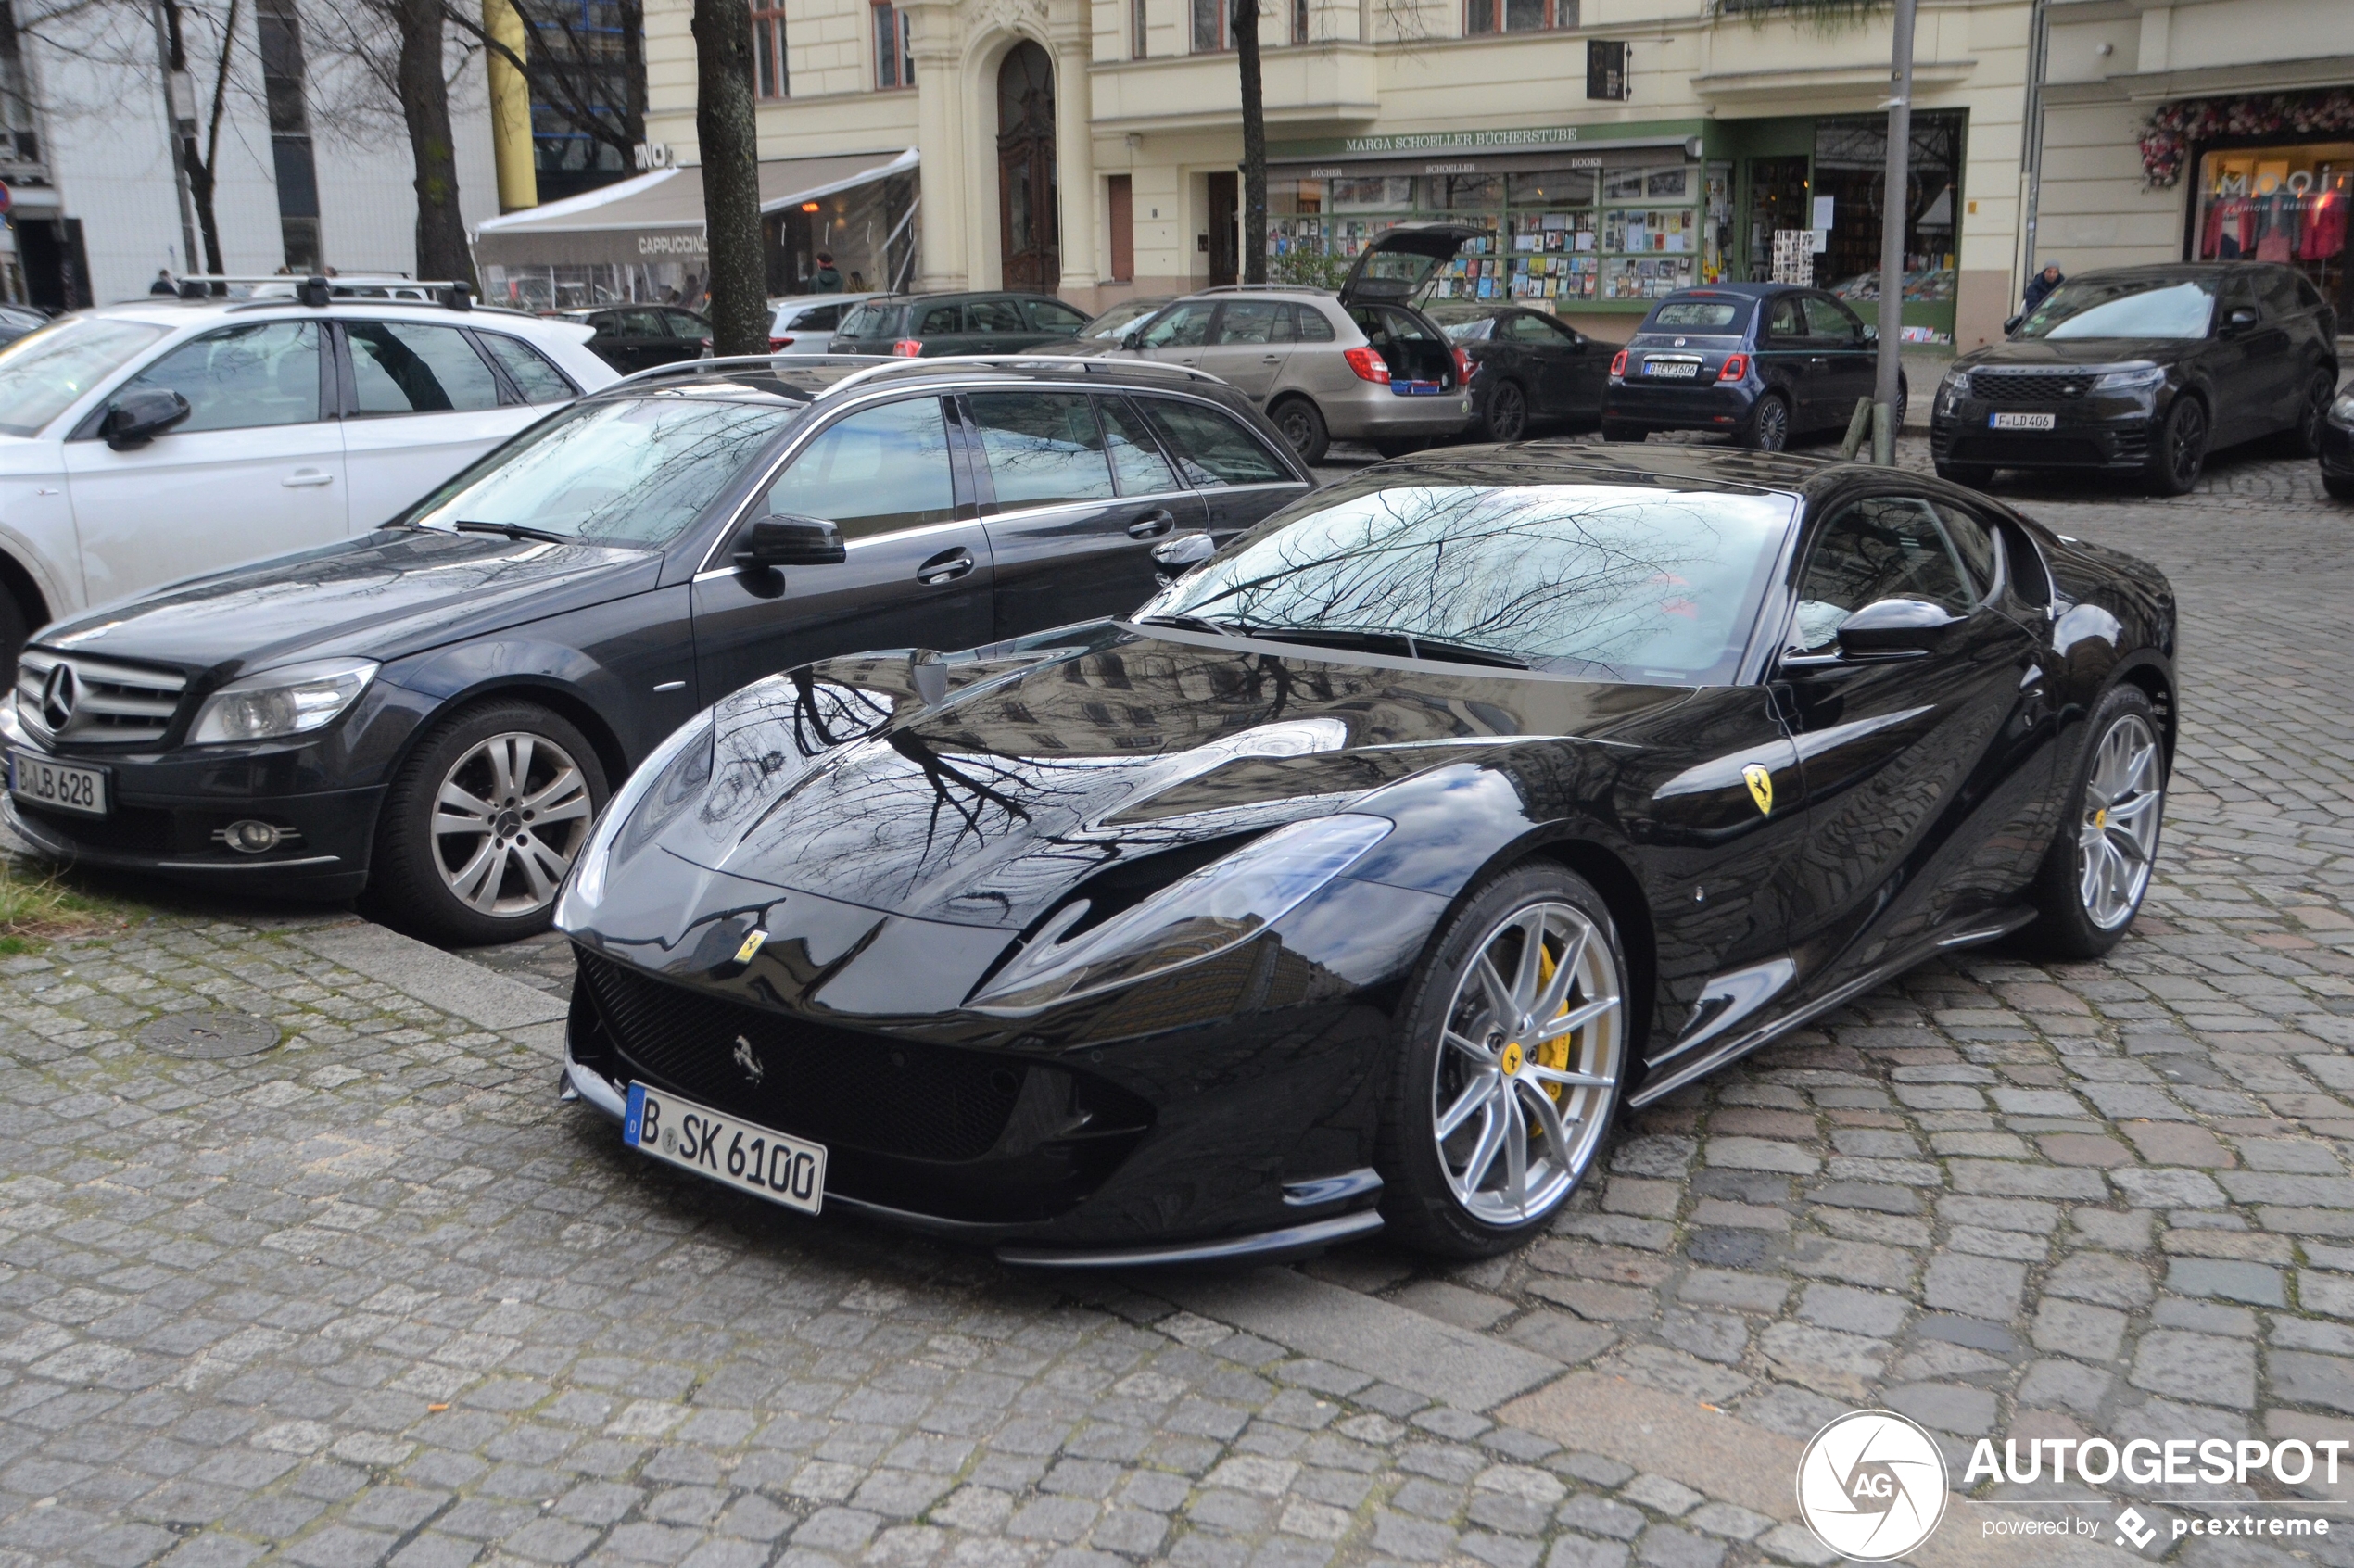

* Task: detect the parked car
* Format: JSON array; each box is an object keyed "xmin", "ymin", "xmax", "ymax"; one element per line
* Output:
[
  {"xmin": 0, "ymin": 303, "xmax": 52, "ymax": 348},
  {"xmin": 2322, "ymin": 382, "xmax": 2354, "ymax": 501},
  {"xmin": 1076, "ymin": 296, "xmax": 1177, "ymax": 344},
  {"xmin": 1095, "ymin": 229, "xmax": 1484, "ymax": 464},
  {"xmin": 828, "ymin": 293, "xmax": 1096, "ymax": 358},
  {"xmin": 550, "ymin": 304, "xmax": 715, "ymax": 373},
  {"xmin": 0, "ymin": 292, "xmax": 614, "ymax": 674},
  {"xmin": 1428, "ymin": 302, "xmax": 1609, "ymax": 441},
  {"xmin": 767, "ymin": 293, "xmax": 886, "ymax": 355},
  {"xmin": 3, "ymin": 355, "xmax": 1310, "ymax": 943},
  {"xmin": 1602, "ymin": 283, "xmax": 1904, "ymax": 451},
  {"xmin": 1931, "ymin": 262, "xmax": 2339, "ymax": 496},
  {"xmin": 555, "ymin": 445, "xmax": 2176, "ymax": 1264}
]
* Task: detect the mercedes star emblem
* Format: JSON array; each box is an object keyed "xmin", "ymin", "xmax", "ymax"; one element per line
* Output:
[{"xmin": 39, "ymin": 662, "xmax": 75, "ymax": 731}]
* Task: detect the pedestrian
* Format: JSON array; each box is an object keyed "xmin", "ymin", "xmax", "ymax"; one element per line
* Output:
[
  {"xmin": 2022, "ymin": 259, "xmax": 2064, "ymax": 314},
  {"xmin": 810, "ymin": 251, "xmax": 843, "ymax": 293},
  {"xmin": 148, "ymin": 268, "xmax": 175, "ymax": 295}
]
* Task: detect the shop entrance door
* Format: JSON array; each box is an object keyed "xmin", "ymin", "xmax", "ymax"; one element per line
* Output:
[
  {"xmin": 997, "ymin": 42, "xmax": 1059, "ymax": 293},
  {"xmin": 1745, "ymin": 158, "xmax": 1810, "ymax": 283},
  {"xmin": 1208, "ymin": 171, "xmax": 1238, "ymax": 286}
]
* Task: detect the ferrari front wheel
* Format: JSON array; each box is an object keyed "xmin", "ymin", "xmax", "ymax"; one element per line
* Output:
[
  {"xmin": 1378, "ymin": 865, "xmax": 1629, "ymax": 1257},
  {"xmin": 2021, "ymin": 684, "xmax": 2166, "ymax": 959}
]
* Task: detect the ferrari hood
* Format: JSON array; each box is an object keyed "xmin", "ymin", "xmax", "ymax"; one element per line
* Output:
[{"xmin": 628, "ymin": 626, "xmax": 1693, "ymax": 933}]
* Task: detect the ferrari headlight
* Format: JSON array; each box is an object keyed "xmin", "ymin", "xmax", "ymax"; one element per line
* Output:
[
  {"xmin": 2091, "ymin": 363, "xmax": 2165, "ymax": 393},
  {"xmin": 187, "ymin": 658, "xmax": 377, "ymax": 745},
  {"xmin": 2331, "ymin": 391, "xmax": 2354, "ymax": 424},
  {"xmin": 556, "ymin": 711, "xmax": 714, "ymax": 922},
  {"xmin": 969, "ymin": 814, "xmax": 1393, "ymax": 1014}
]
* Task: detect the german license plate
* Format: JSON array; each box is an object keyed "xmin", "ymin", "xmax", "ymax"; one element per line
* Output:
[
  {"xmin": 1990, "ymin": 411, "xmax": 2057, "ymax": 430},
  {"xmin": 7, "ymin": 749, "xmax": 107, "ymax": 816},
  {"xmin": 623, "ymin": 1081, "xmax": 826, "ymax": 1214},
  {"xmin": 1645, "ymin": 360, "xmax": 1700, "ymax": 378}
]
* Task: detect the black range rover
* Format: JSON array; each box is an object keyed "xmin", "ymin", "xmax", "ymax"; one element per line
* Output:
[{"xmin": 1931, "ymin": 262, "xmax": 2338, "ymax": 495}]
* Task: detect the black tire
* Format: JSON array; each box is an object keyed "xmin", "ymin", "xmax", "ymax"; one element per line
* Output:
[
  {"xmin": 2145, "ymin": 395, "xmax": 2208, "ymax": 496},
  {"xmin": 2019, "ymin": 684, "xmax": 2166, "ymax": 961},
  {"xmin": 1741, "ymin": 392, "xmax": 1792, "ymax": 452},
  {"xmin": 1269, "ymin": 397, "xmax": 1329, "ymax": 466},
  {"xmin": 369, "ymin": 699, "xmax": 610, "ymax": 946},
  {"xmin": 1376, "ymin": 863, "xmax": 1632, "ymax": 1258},
  {"xmin": 0, "ymin": 587, "xmax": 24, "ymax": 692},
  {"xmin": 1601, "ymin": 423, "xmax": 1644, "ymax": 444},
  {"xmin": 1373, "ymin": 436, "xmax": 1425, "ymax": 459},
  {"xmin": 2326, "ymin": 471, "xmax": 2354, "ymax": 502},
  {"xmin": 2281, "ymin": 368, "xmax": 2336, "ymax": 458},
  {"xmin": 1482, "ymin": 378, "xmax": 1529, "ymax": 443},
  {"xmin": 1936, "ymin": 461, "xmax": 1995, "ymax": 489}
]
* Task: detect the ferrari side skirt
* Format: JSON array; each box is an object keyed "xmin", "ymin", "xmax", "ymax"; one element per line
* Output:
[
  {"xmin": 1627, "ymin": 905, "xmax": 2036, "ymax": 1109},
  {"xmin": 994, "ymin": 1210, "xmax": 1386, "ymax": 1270}
]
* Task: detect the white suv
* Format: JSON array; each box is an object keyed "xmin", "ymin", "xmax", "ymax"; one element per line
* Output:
[{"xmin": 0, "ymin": 293, "xmax": 616, "ymax": 668}]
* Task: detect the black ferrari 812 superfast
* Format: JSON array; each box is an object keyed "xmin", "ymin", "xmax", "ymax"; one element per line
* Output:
[{"xmin": 554, "ymin": 446, "xmax": 2175, "ymax": 1265}]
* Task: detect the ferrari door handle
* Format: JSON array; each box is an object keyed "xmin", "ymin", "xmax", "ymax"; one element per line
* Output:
[
  {"xmin": 282, "ymin": 469, "xmax": 335, "ymax": 487},
  {"xmin": 917, "ymin": 548, "xmax": 974, "ymax": 585},
  {"xmin": 1126, "ymin": 509, "xmax": 1178, "ymax": 539}
]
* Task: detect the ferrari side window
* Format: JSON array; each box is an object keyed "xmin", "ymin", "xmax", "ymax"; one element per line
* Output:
[
  {"xmin": 1932, "ymin": 502, "xmax": 1999, "ymax": 601},
  {"xmin": 1791, "ymin": 497, "xmax": 1971, "ymax": 654}
]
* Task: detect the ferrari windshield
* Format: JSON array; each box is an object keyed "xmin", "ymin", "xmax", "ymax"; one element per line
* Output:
[
  {"xmin": 1140, "ymin": 482, "xmax": 1794, "ymax": 683},
  {"xmin": 2016, "ymin": 276, "xmax": 2217, "ymax": 340},
  {"xmin": 405, "ymin": 390, "xmax": 801, "ymax": 546}
]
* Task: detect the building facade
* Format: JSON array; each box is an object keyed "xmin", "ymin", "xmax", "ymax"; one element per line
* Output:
[
  {"xmin": 2034, "ymin": 0, "xmax": 2354, "ymax": 321},
  {"xmin": 643, "ymin": 0, "xmax": 2043, "ymax": 347}
]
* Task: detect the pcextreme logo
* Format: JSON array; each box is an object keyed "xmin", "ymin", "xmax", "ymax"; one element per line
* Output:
[{"xmin": 1796, "ymin": 1410, "xmax": 1950, "ymax": 1561}]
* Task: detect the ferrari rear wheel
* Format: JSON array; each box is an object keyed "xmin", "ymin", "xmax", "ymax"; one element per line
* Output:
[
  {"xmin": 2021, "ymin": 684, "xmax": 2166, "ymax": 960},
  {"xmin": 1378, "ymin": 864, "xmax": 1628, "ymax": 1257}
]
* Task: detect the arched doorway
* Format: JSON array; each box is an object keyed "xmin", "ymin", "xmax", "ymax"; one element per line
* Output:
[{"xmin": 997, "ymin": 42, "xmax": 1058, "ymax": 292}]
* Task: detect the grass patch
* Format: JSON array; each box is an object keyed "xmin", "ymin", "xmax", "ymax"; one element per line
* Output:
[{"xmin": 0, "ymin": 857, "xmax": 138, "ymax": 951}]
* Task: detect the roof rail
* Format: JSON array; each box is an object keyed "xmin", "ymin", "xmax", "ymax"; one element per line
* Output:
[
  {"xmin": 600, "ymin": 353, "xmax": 892, "ymax": 393},
  {"xmin": 601, "ymin": 351, "xmax": 1230, "ymax": 399},
  {"xmin": 167, "ymin": 273, "xmax": 480, "ymax": 311},
  {"xmin": 1196, "ymin": 284, "xmax": 1336, "ymax": 296}
]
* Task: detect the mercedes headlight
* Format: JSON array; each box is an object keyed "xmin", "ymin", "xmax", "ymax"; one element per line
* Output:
[
  {"xmin": 187, "ymin": 658, "xmax": 378, "ymax": 745},
  {"xmin": 969, "ymin": 814, "xmax": 1393, "ymax": 1014},
  {"xmin": 556, "ymin": 710, "xmax": 715, "ymax": 922},
  {"xmin": 2091, "ymin": 363, "xmax": 2166, "ymax": 393},
  {"xmin": 2331, "ymin": 391, "xmax": 2354, "ymax": 424}
]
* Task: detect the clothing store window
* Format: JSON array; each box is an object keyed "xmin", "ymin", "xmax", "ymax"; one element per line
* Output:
[{"xmin": 2194, "ymin": 144, "xmax": 2350, "ymax": 312}]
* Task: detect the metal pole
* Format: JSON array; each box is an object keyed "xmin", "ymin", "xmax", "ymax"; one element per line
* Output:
[
  {"xmin": 1873, "ymin": 0, "xmax": 1917, "ymax": 464},
  {"xmin": 148, "ymin": 0, "xmax": 198, "ymax": 276}
]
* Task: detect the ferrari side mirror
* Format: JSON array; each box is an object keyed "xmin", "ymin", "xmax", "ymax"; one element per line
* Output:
[{"xmin": 1836, "ymin": 597, "xmax": 1961, "ymax": 659}]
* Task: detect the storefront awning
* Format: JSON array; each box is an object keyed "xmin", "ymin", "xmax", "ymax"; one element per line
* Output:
[{"xmin": 471, "ymin": 148, "xmax": 918, "ymax": 270}]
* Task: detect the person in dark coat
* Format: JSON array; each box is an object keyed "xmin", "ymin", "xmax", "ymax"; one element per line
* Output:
[
  {"xmin": 810, "ymin": 252, "xmax": 843, "ymax": 293},
  {"xmin": 2022, "ymin": 259, "xmax": 2064, "ymax": 313},
  {"xmin": 148, "ymin": 269, "xmax": 176, "ymax": 295}
]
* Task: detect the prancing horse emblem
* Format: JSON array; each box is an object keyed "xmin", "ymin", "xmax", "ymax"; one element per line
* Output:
[
  {"xmin": 1742, "ymin": 763, "xmax": 1774, "ymax": 816},
  {"xmin": 732, "ymin": 1035, "xmax": 765, "ymax": 1084}
]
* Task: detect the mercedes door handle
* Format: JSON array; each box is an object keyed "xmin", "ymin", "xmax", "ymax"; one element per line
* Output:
[
  {"xmin": 917, "ymin": 548, "xmax": 974, "ymax": 586},
  {"xmin": 1126, "ymin": 509, "xmax": 1178, "ymax": 539},
  {"xmin": 1260, "ymin": 354, "xmax": 1282, "ymax": 363},
  {"xmin": 282, "ymin": 469, "xmax": 335, "ymax": 487}
]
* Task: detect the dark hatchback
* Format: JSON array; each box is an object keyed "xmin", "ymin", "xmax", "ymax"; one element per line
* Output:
[
  {"xmin": 829, "ymin": 293, "xmax": 1095, "ymax": 357},
  {"xmin": 3, "ymin": 357, "xmax": 1311, "ymax": 944},
  {"xmin": 550, "ymin": 305, "xmax": 715, "ymax": 373},
  {"xmin": 1428, "ymin": 302, "xmax": 1609, "ymax": 441},
  {"xmin": 1602, "ymin": 283, "xmax": 1900, "ymax": 451},
  {"xmin": 1931, "ymin": 262, "xmax": 2338, "ymax": 496}
]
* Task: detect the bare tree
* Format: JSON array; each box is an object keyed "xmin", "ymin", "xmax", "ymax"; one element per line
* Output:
[
  {"xmin": 301, "ymin": 0, "xmax": 476, "ymax": 284},
  {"xmin": 443, "ymin": 0, "xmax": 644, "ymax": 180},
  {"xmin": 690, "ymin": 0, "xmax": 763, "ymax": 354}
]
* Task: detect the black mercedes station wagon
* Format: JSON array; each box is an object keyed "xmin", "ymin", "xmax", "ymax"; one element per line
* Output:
[
  {"xmin": 1931, "ymin": 262, "xmax": 2338, "ymax": 495},
  {"xmin": 1601, "ymin": 283, "xmax": 1903, "ymax": 451},
  {"xmin": 3, "ymin": 356, "xmax": 1310, "ymax": 943}
]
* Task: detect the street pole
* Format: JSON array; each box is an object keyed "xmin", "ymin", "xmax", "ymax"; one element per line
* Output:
[
  {"xmin": 148, "ymin": 0, "xmax": 198, "ymax": 279},
  {"xmin": 1873, "ymin": 0, "xmax": 1917, "ymax": 464}
]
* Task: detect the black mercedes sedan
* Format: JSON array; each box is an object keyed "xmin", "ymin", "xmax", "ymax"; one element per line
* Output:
[
  {"xmin": 3, "ymin": 356, "xmax": 1310, "ymax": 944},
  {"xmin": 1931, "ymin": 262, "xmax": 2338, "ymax": 495},
  {"xmin": 1601, "ymin": 284, "xmax": 1902, "ymax": 452},
  {"xmin": 556, "ymin": 445, "xmax": 2177, "ymax": 1266}
]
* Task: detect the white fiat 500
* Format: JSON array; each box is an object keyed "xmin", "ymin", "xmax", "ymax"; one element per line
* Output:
[{"xmin": 0, "ymin": 288, "xmax": 617, "ymax": 667}]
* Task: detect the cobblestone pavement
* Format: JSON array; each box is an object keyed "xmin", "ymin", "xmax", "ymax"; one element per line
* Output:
[{"xmin": 5, "ymin": 436, "xmax": 2353, "ymax": 1568}]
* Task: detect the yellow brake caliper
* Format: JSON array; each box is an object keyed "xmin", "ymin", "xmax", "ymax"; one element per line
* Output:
[{"xmin": 1532, "ymin": 941, "xmax": 1574, "ymax": 1106}]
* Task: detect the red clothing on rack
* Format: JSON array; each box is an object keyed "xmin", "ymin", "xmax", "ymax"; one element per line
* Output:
[{"xmin": 2303, "ymin": 190, "xmax": 2347, "ymax": 261}]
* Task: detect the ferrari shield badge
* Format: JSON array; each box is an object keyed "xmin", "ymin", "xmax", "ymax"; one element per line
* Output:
[{"xmin": 1742, "ymin": 763, "xmax": 1774, "ymax": 816}]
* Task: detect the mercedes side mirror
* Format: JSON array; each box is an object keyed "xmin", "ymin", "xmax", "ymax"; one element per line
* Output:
[
  {"xmin": 1150, "ymin": 532, "xmax": 1216, "ymax": 582},
  {"xmin": 737, "ymin": 513, "xmax": 846, "ymax": 569},
  {"xmin": 2222, "ymin": 305, "xmax": 2260, "ymax": 333},
  {"xmin": 101, "ymin": 387, "xmax": 193, "ymax": 450},
  {"xmin": 1836, "ymin": 597, "xmax": 1961, "ymax": 659}
]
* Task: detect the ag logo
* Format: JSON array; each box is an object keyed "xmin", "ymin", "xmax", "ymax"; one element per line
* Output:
[{"xmin": 1796, "ymin": 1410, "xmax": 1948, "ymax": 1561}]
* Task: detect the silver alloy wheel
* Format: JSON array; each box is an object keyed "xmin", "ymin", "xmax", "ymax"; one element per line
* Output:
[
  {"xmin": 431, "ymin": 730, "xmax": 596, "ymax": 917},
  {"xmin": 1751, "ymin": 397, "xmax": 1789, "ymax": 450},
  {"xmin": 1432, "ymin": 900, "xmax": 1624, "ymax": 1226},
  {"xmin": 2077, "ymin": 711, "xmax": 2164, "ymax": 929}
]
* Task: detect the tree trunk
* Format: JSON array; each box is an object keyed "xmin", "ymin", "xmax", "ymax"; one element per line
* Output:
[
  {"xmin": 1234, "ymin": 0, "xmax": 1266, "ymax": 285},
  {"xmin": 397, "ymin": 0, "xmax": 477, "ymax": 287},
  {"xmin": 620, "ymin": 0, "xmax": 647, "ymax": 149},
  {"xmin": 159, "ymin": 0, "xmax": 227, "ymax": 285},
  {"xmin": 691, "ymin": 0, "xmax": 766, "ymax": 355}
]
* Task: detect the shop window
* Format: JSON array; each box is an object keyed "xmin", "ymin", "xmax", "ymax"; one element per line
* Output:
[
  {"xmin": 1808, "ymin": 110, "xmax": 1964, "ymax": 339},
  {"xmin": 1587, "ymin": 39, "xmax": 1626, "ymax": 99},
  {"xmin": 1191, "ymin": 0, "xmax": 1226, "ymax": 53},
  {"xmin": 1467, "ymin": 0, "xmax": 1574, "ymax": 32},
  {"xmin": 1133, "ymin": 0, "xmax": 1148, "ymax": 56},
  {"xmin": 752, "ymin": 0, "xmax": 788, "ymax": 99},
  {"xmin": 2193, "ymin": 145, "xmax": 2350, "ymax": 313},
  {"xmin": 872, "ymin": 0, "xmax": 914, "ymax": 89}
]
